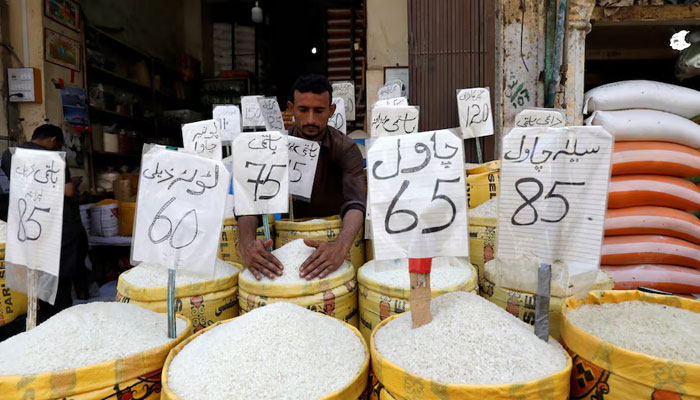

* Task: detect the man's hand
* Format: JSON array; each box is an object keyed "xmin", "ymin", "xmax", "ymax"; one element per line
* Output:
[
  {"xmin": 240, "ymin": 238, "xmax": 284, "ymax": 280},
  {"xmin": 299, "ymin": 239, "xmax": 348, "ymax": 280}
]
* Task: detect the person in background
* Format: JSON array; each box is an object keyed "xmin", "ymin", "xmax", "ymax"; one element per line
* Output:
[
  {"xmin": 0, "ymin": 124, "xmax": 88, "ymax": 327},
  {"xmin": 238, "ymin": 74, "xmax": 366, "ymax": 281}
]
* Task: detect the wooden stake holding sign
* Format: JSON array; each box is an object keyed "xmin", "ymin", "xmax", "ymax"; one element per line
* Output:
[
  {"xmin": 367, "ymin": 130, "xmax": 468, "ymax": 328},
  {"xmin": 5, "ymin": 149, "xmax": 65, "ymax": 330},
  {"xmin": 132, "ymin": 146, "xmax": 230, "ymax": 338},
  {"xmin": 457, "ymin": 88, "xmax": 495, "ymax": 164},
  {"xmin": 232, "ymin": 132, "xmax": 289, "ymax": 251},
  {"xmin": 495, "ymin": 126, "xmax": 613, "ymax": 341}
]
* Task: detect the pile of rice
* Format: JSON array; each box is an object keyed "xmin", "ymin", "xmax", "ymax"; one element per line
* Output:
[
  {"xmin": 361, "ymin": 257, "xmax": 473, "ymax": 289},
  {"xmin": 470, "ymin": 198, "xmax": 498, "ymax": 218},
  {"xmin": 374, "ymin": 292, "xmax": 567, "ymax": 385},
  {"xmin": 240, "ymin": 239, "xmax": 351, "ymax": 284},
  {"xmin": 122, "ymin": 258, "xmax": 239, "ymax": 288},
  {"xmin": 0, "ymin": 302, "xmax": 185, "ymax": 375},
  {"xmin": 567, "ymin": 300, "xmax": 700, "ymax": 363},
  {"xmin": 167, "ymin": 302, "xmax": 366, "ymax": 400}
]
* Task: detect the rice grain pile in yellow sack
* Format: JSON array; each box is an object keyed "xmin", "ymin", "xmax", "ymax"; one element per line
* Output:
[
  {"xmin": 0, "ymin": 302, "xmax": 190, "ymax": 400},
  {"xmin": 562, "ymin": 290, "xmax": 700, "ymax": 400},
  {"xmin": 275, "ymin": 216, "xmax": 365, "ymax": 269},
  {"xmin": 357, "ymin": 257, "xmax": 477, "ymax": 343},
  {"xmin": 117, "ymin": 259, "xmax": 241, "ymax": 334},
  {"xmin": 238, "ymin": 239, "xmax": 358, "ymax": 326},
  {"xmin": 371, "ymin": 292, "xmax": 571, "ymax": 400}
]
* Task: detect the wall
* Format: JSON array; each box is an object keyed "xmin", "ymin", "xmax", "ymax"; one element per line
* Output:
[
  {"xmin": 365, "ymin": 0, "xmax": 408, "ymax": 126},
  {"xmin": 82, "ymin": 0, "xmax": 186, "ymax": 65}
]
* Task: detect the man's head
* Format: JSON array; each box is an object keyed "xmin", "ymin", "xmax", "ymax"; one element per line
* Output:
[
  {"xmin": 31, "ymin": 124, "xmax": 64, "ymax": 151},
  {"xmin": 287, "ymin": 74, "xmax": 336, "ymax": 138}
]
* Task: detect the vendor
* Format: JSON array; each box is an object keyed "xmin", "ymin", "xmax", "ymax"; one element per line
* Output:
[{"xmin": 238, "ymin": 74, "xmax": 365, "ymax": 281}]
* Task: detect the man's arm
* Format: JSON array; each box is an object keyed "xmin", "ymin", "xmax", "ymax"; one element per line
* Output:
[
  {"xmin": 237, "ymin": 215, "xmax": 283, "ymax": 280},
  {"xmin": 299, "ymin": 137, "xmax": 366, "ymax": 279}
]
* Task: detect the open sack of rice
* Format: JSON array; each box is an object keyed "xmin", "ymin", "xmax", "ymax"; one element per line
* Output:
[
  {"xmin": 117, "ymin": 258, "xmax": 242, "ymax": 333},
  {"xmin": 562, "ymin": 290, "xmax": 700, "ymax": 399},
  {"xmin": 238, "ymin": 239, "xmax": 358, "ymax": 326},
  {"xmin": 0, "ymin": 302, "xmax": 190, "ymax": 400},
  {"xmin": 370, "ymin": 292, "xmax": 572, "ymax": 400},
  {"xmin": 161, "ymin": 302, "xmax": 369, "ymax": 400}
]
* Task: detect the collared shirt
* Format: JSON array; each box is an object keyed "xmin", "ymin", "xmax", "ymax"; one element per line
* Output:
[{"xmin": 288, "ymin": 125, "xmax": 366, "ymax": 219}]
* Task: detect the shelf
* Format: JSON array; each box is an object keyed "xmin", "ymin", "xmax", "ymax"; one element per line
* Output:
[
  {"xmin": 89, "ymin": 105, "xmax": 154, "ymax": 125},
  {"xmin": 94, "ymin": 151, "xmax": 141, "ymax": 158},
  {"xmin": 591, "ymin": 4, "xmax": 700, "ymax": 26},
  {"xmin": 88, "ymin": 64, "xmax": 152, "ymax": 91}
]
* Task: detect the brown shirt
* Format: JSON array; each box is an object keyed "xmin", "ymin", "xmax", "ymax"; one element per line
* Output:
[{"xmin": 289, "ymin": 125, "xmax": 366, "ymax": 219}]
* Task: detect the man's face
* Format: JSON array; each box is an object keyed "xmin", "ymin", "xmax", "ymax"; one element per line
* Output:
[{"xmin": 288, "ymin": 90, "xmax": 336, "ymax": 138}]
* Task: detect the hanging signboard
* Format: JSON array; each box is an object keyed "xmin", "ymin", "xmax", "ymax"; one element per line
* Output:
[
  {"xmin": 241, "ymin": 95, "xmax": 265, "ymax": 128},
  {"xmin": 457, "ymin": 87, "xmax": 495, "ymax": 139},
  {"xmin": 370, "ymin": 106, "xmax": 420, "ymax": 137},
  {"xmin": 328, "ymin": 97, "xmax": 347, "ymax": 134},
  {"xmin": 332, "ymin": 81, "xmax": 355, "ymax": 121},
  {"xmin": 181, "ymin": 119, "xmax": 222, "ymax": 160},
  {"xmin": 257, "ymin": 97, "xmax": 286, "ymax": 132},
  {"xmin": 213, "ymin": 105, "xmax": 242, "ymax": 143},
  {"xmin": 287, "ymin": 136, "xmax": 320, "ymax": 200}
]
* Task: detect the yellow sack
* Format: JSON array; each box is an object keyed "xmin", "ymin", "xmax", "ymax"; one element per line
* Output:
[
  {"xmin": 357, "ymin": 263, "xmax": 478, "ymax": 343},
  {"xmin": 160, "ymin": 316, "xmax": 371, "ymax": 400},
  {"xmin": 238, "ymin": 278, "xmax": 359, "ymax": 328},
  {"xmin": 468, "ymin": 215, "xmax": 497, "ymax": 278},
  {"xmin": 0, "ymin": 316, "xmax": 191, "ymax": 400},
  {"xmin": 466, "ymin": 161, "xmax": 499, "ymax": 209},
  {"xmin": 218, "ymin": 216, "xmax": 273, "ymax": 264},
  {"xmin": 0, "ymin": 246, "xmax": 27, "ymax": 326},
  {"xmin": 275, "ymin": 216, "xmax": 365, "ymax": 269},
  {"xmin": 562, "ymin": 290, "xmax": 700, "ymax": 400},
  {"xmin": 368, "ymin": 371, "xmax": 399, "ymax": 400},
  {"xmin": 479, "ymin": 274, "xmax": 615, "ymax": 341},
  {"xmin": 370, "ymin": 313, "xmax": 572, "ymax": 400},
  {"xmin": 116, "ymin": 262, "xmax": 241, "ymax": 334}
]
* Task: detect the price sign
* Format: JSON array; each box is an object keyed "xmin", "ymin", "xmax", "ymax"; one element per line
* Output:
[
  {"xmin": 332, "ymin": 81, "xmax": 355, "ymax": 121},
  {"xmin": 287, "ymin": 136, "xmax": 320, "ymax": 199},
  {"xmin": 374, "ymin": 97, "xmax": 408, "ymax": 108},
  {"xmin": 377, "ymin": 81, "xmax": 402, "ymax": 100},
  {"xmin": 457, "ymin": 87, "xmax": 494, "ymax": 138},
  {"xmin": 514, "ymin": 108, "xmax": 566, "ymax": 128},
  {"xmin": 241, "ymin": 95, "xmax": 265, "ymax": 128},
  {"xmin": 213, "ymin": 105, "xmax": 241, "ymax": 143},
  {"xmin": 370, "ymin": 106, "xmax": 420, "ymax": 137},
  {"xmin": 132, "ymin": 147, "xmax": 229, "ymax": 274},
  {"xmin": 6, "ymin": 149, "xmax": 65, "ymax": 301},
  {"xmin": 257, "ymin": 97, "xmax": 285, "ymax": 132},
  {"xmin": 181, "ymin": 119, "xmax": 222, "ymax": 160},
  {"xmin": 368, "ymin": 129, "xmax": 468, "ymax": 260},
  {"xmin": 328, "ymin": 97, "xmax": 347, "ymax": 134},
  {"xmin": 496, "ymin": 126, "xmax": 613, "ymax": 268},
  {"xmin": 233, "ymin": 131, "xmax": 289, "ymax": 215}
]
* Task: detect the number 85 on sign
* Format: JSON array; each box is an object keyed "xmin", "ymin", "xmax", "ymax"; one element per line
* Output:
[{"xmin": 367, "ymin": 129, "xmax": 469, "ymax": 260}]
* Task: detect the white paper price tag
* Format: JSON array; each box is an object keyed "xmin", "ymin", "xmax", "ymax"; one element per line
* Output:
[
  {"xmin": 6, "ymin": 149, "xmax": 65, "ymax": 281},
  {"xmin": 515, "ymin": 108, "xmax": 566, "ymax": 128},
  {"xmin": 373, "ymin": 97, "xmax": 409, "ymax": 109},
  {"xmin": 332, "ymin": 81, "xmax": 355, "ymax": 121},
  {"xmin": 132, "ymin": 147, "xmax": 230, "ymax": 274},
  {"xmin": 287, "ymin": 136, "xmax": 320, "ymax": 199},
  {"xmin": 370, "ymin": 106, "xmax": 420, "ymax": 137},
  {"xmin": 368, "ymin": 130, "xmax": 468, "ymax": 260},
  {"xmin": 257, "ymin": 97, "xmax": 285, "ymax": 132},
  {"xmin": 377, "ymin": 81, "xmax": 402, "ymax": 100},
  {"xmin": 328, "ymin": 97, "xmax": 347, "ymax": 134},
  {"xmin": 181, "ymin": 119, "xmax": 222, "ymax": 160},
  {"xmin": 213, "ymin": 105, "xmax": 241, "ymax": 143},
  {"xmin": 457, "ymin": 87, "xmax": 494, "ymax": 138},
  {"xmin": 496, "ymin": 126, "xmax": 613, "ymax": 268},
  {"xmin": 241, "ymin": 95, "xmax": 265, "ymax": 128},
  {"xmin": 233, "ymin": 132, "xmax": 289, "ymax": 215}
]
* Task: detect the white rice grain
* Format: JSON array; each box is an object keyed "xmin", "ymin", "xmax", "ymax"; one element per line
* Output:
[
  {"xmin": 567, "ymin": 300, "xmax": 700, "ymax": 364},
  {"xmin": 240, "ymin": 239, "xmax": 351, "ymax": 284},
  {"xmin": 0, "ymin": 302, "xmax": 185, "ymax": 375},
  {"xmin": 469, "ymin": 198, "xmax": 498, "ymax": 218},
  {"xmin": 374, "ymin": 292, "xmax": 567, "ymax": 385},
  {"xmin": 361, "ymin": 257, "xmax": 473, "ymax": 290},
  {"xmin": 122, "ymin": 258, "xmax": 239, "ymax": 288},
  {"xmin": 167, "ymin": 302, "xmax": 366, "ymax": 400}
]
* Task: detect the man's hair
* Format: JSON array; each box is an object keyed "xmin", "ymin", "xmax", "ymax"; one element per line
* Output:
[
  {"xmin": 31, "ymin": 124, "xmax": 64, "ymax": 142},
  {"xmin": 292, "ymin": 74, "xmax": 333, "ymax": 105}
]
